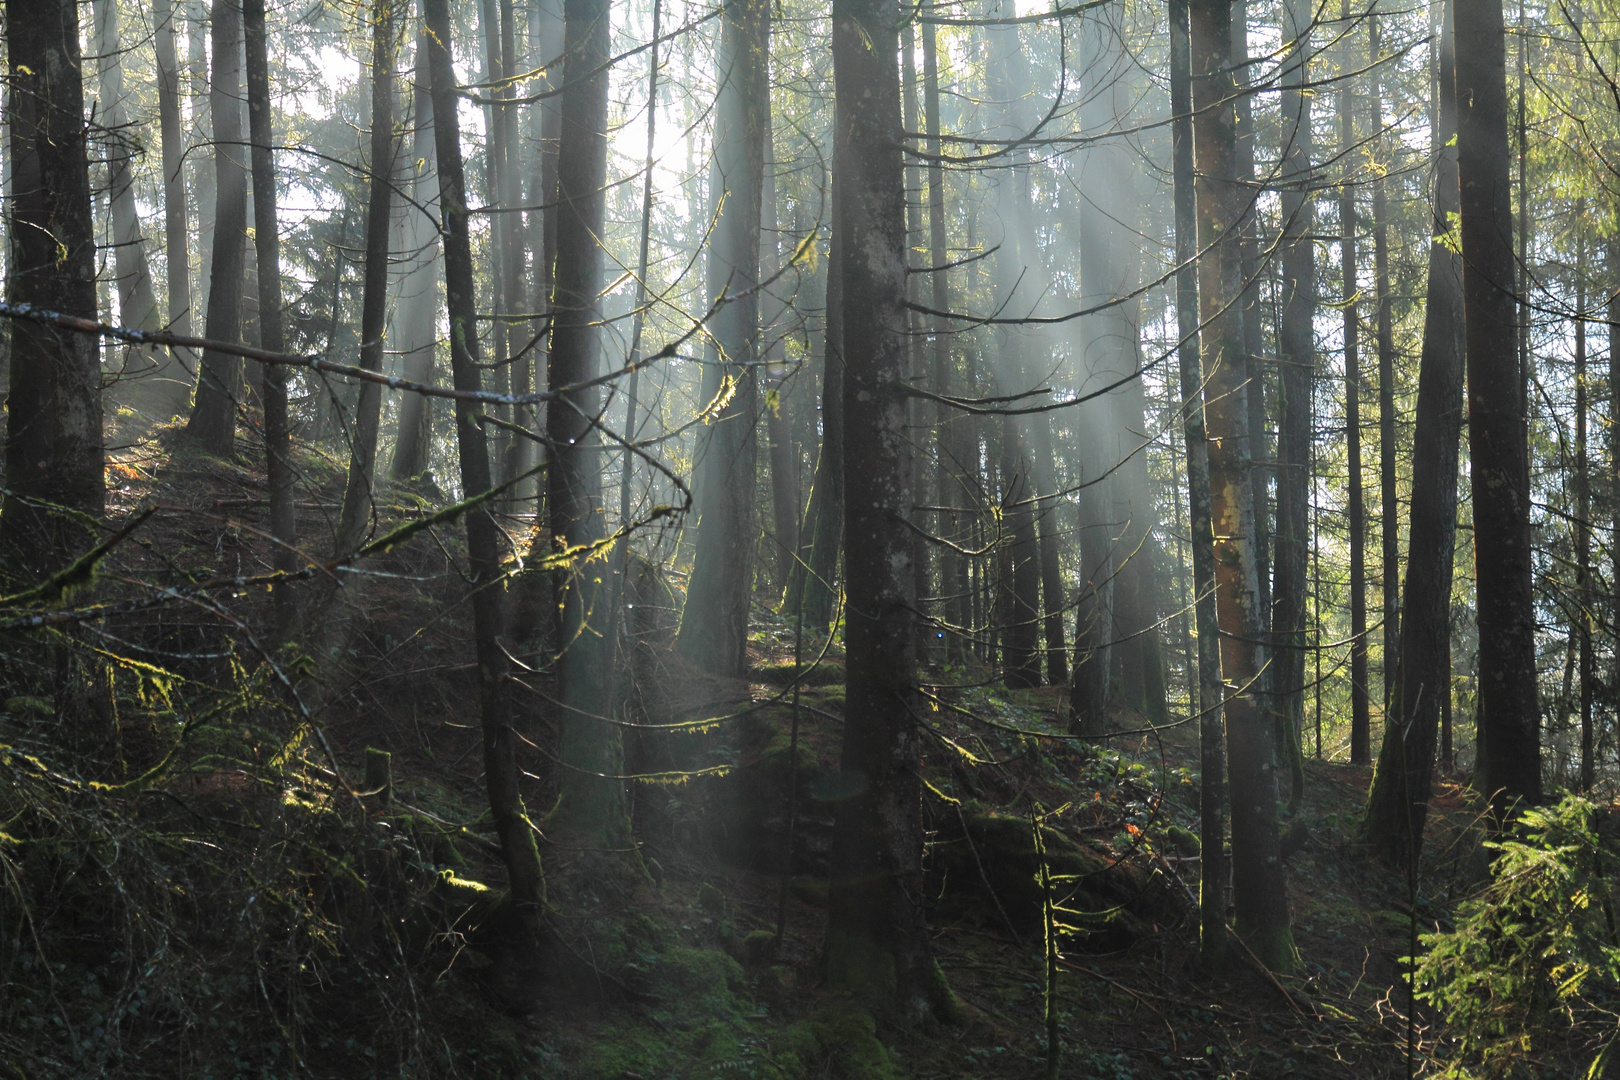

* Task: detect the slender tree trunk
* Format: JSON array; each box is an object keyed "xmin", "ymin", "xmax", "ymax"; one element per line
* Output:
[
  {"xmin": 243, "ymin": 0, "xmax": 297, "ymax": 638},
  {"xmin": 1456, "ymin": 0, "xmax": 1541, "ymax": 813},
  {"xmin": 1340, "ymin": 12, "xmax": 1371, "ymax": 765},
  {"xmin": 923, "ymin": 23, "xmax": 966, "ymax": 665},
  {"xmin": 1171, "ymin": 0, "xmax": 1226, "ymax": 971},
  {"xmin": 1363, "ymin": 0, "xmax": 1466, "ymax": 869},
  {"xmin": 335, "ymin": 0, "xmax": 401, "ymax": 558},
  {"xmin": 389, "ymin": 28, "xmax": 443, "ymax": 482},
  {"xmin": 785, "ymin": 179, "xmax": 843, "ymax": 630},
  {"xmin": 154, "ymin": 0, "xmax": 195, "ymax": 419},
  {"xmin": 188, "ymin": 0, "xmax": 215, "ymax": 327},
  {"xmin": 1576, "ymin": 225, "xmax": 1593, "ymax": 791},
  {"xmin": 1190, "ymin": 0, "xmax": 1293, "ymax": 970},
  {"xmin": 93, "ymin": 0, "xmax": 163, "ymax": 413},
  {"xmin": 677, "ymin": 0, "xmax": 768, "ymax": 678},
  {"xmin": 423, "ymin": 0, "xmax": 547, "ymax": 952},
  {"xmin": 1, "ymin": 0, "xmax": 103, "ymax": 571},
  {"xmin": 1231, "ymin": 1, "xmax": 1269, "ymax": 634},
  {"xmin": 497, "ymin": 0, "xmax": 533, "ymax": 503},
  {"xmin": 762, "ymin": 111, "xmax": 800, "ymax": 593},
  {"xmin": 1273, "ymin": 0, "xmax": 1315, "ymax": 806},
  {"xmin": 1372, "ymin": 15, "xmax": 1400, "ymax": 709},
  {"xmin": 186, "ymin": 0, "xmax": 249, "ymax": 458},
  {"xmin": 824, "ymin": 0, "xmax": 947, "ymax": 1021},
  {"xmin": 545, "ymin": 0, "xmax": 625, "ymax": 844}
]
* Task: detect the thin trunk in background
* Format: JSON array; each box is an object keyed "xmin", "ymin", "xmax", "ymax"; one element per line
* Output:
[
  {"xmin": 154, "ymin": 0, "xmax": 196, "ymax": 419},
  {"xmin": 545, "ymin": 0, "xmax": 625, "ymax": 845},
  {"xmin": 498, "ymin": 0, "xmax": 533, "ymax": 504},
  {"xmin": 923, "ymin": 22, "xmax": 967, "ymax": 665},
  {"xmin": 762, "ymin": 110, "xmax": 800, "ymax": 593},
  {"xmin": 1272, "ymin": 0, "xmax": 1314, "ymax": 811},
  {"xmin": 186, "ymin": 0, "xmax": 249, "ymax": 458},
  {"xmin": 784, "ymin": 177, "xmax": 843, "ymax": 630},
  {"xmin": 188, "ymin": 0, "xmax": 215, "ymax": 327},
  {"xmin": 1, "ymin": 0, "xmax": 103, "ymax": 571},
  {"xmin": 422, "ymin": 0, "xmax": 548, "ymax": 958},
  {"xmin": 1340, "ymin": 6, "xmax": 1371, "ymax": 765},
  {"xmin": 389, "ymin": 26, "xmax": 443, "ymax": 482},
  {"xmin": 1171, "ymin": 0, "xmax": 1225, "ymax": 971},
  {"xmin": 677, "ymin": 0, "xmax": 768, "ymax": 679},
  {"xmin": 243, "ymin": 0, "xmax": 297, "ymax": 638},
  {"xmin": 1189, "ymin": 0, "xmax": 1293, "ymax": 970},
  {"xmin": 1372, "ymin": 13, "xmax": 1400, "ymax": 709},
  {"xmin": 1456, "ymin": 0, "xmax": 1541, "ymax": 813},
  {"xmin": 335, "ymin": 0, "xmax": 402, "ymax": 558},
  {"xmin": 92, "ymin": 0, "xmax": 163, "ymax": 415},
  {"xmin": 1363, "ymin": 0, "xmax": 1466, "ymax": 870},
  {"xmin": 1231, "ymin": 0, "xmax": 1269, "ymax": 633},
  {"xmin": 1576, "ymin": 225, "xmax": 1592, "ymax": 790}
]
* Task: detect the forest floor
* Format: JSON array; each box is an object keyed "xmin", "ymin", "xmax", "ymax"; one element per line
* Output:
[{"xmin": 0, "ymin": 426, "xmax": 1493, "ymax": 1079}]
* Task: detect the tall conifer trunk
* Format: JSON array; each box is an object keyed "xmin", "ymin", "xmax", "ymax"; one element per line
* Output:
[
  {"xmin": 1340, "ymin": 6, "xmax": 1371, "ymax": 765},
  {"xmin": 154, "ymin": 0, "xmax": 195, "ymax": 419},
  {"xmin": 187, "ymin": 0, "xmax": 250, "ymax": 458},
  {"xmin": 823, "ymin": 0, "xmax": 948, "ymax": 1021},
  {"xmin": 244, "ymin": 0, "xmax": 297, "ymax": 637},
  {"xmin": 423, "ymin": 0, "xmax": 547, "ymax": 952},
  {"xmin": 677, "ymin": 0, "xmax": 768, "ymax": 678},
  {"xmin": 1189, "ymin": 0, "xmax": 1293, "ymax": 969},
  {"xmin": 1456, "ymin": 0, "xmax": 1541, "ymax": 812},
  {"xmin": 1364, "ymin": 0, "xmax": 1466, "ymax": 869},
  {"xmin": 545, "ymin": 0, "xmax": 625, "ymax": 843},
  {"xmin": 2, "ymin": 0, "xmax": 103, "ymax": 570},
  {"xmin": 335, "ymin": 0, "xmax": 402, "ymax": 557}
]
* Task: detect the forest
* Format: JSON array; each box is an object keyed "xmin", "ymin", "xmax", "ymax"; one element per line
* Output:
[{"xmin": 1, "ymin": 0, "xmax": 1616, "ymax": 1074}]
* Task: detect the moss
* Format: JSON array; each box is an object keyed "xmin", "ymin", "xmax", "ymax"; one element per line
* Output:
[
  {"xmin": 1166, "ymin": 823, "xmax": 1201, "ymax": 856},
  {"xmin": 698, "ymin": 881, "xmax": 727, "ymax": 915},
  {"xmin": 770, "ymin": 997, "xmax": 900, "ymax": 1080}
]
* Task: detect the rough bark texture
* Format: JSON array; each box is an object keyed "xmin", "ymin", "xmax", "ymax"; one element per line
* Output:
[
  {"xmin": 243, "ymin": 0, "xmax": 297, "ymax": 638},
  {"xmin": 1190, "ymin": 0, "xmax": 1292, "ymax": 970},
  {"xmin": 823, "ymin": 0, "xmax": 947, "ymax": 1022},
  {"xmin": 1364, "ymin": 0, "xmax": 1465, "ymax": 870},
  {"xmin": 186, "ymin": 0, "xmax": 249, "ymax": 458},
  {"xmin": 335, "ymin": 0, "xmax": 401, "ymax": 557},
  {"xmin": 1, "ymin": 0, "xmax": 103, "ymax": 572},
  {"xmin": 677, "ymin": 0, "xmax": 768, "ymax": 678},
  {"xmin": 1170, "ymin": 0, "xmax": 1227, "ymax": 971},
  {"xmin": 1455, "ymin": 0, "xmax": 1541, "ymax": 812},
  {"xmin": 545, "ymin": 0, "xmax": 625, "ymax": 845},
  {"xmin": 423, "ymin": 0, "xmax": 547, "ymax": 951},
  {"xmin": 1371, "ymin": 14, "xmax": 1400, "ymax": 706}
]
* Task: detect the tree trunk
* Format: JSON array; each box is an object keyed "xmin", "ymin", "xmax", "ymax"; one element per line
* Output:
[
  {"xmin": 544, "ymin": 0, "xmax": 625, "ymax": 845},
  {"xmin": 1272, "ymin": 0, "xmax": 1314, "ymax": 810},
  {"xmin": 389, "ymin": 28, "xmax": 443, "ymax": 482},
  {"xmin": 823, "ymin": 0, "xmax": 946, "ymax": 1022},
  {"xmin": 153, "ymin": 0, "xmax": 196, "ymax": 419},
  {"xmin": 1171, "ymin": 0, "xmax": 1226, "ymax": 971},
  {"xmin": 1372, "ymin": 15, "xmax": 1400, "ymax": 710},
  {"xmin": 186, "ymin": 0, "xmax": 249, "ymax": 458},
  {"xmin": 1231, "ymin": 1, "xmax": 1269, "ymax": 636},
  {"xmin": 677, "ymin": 0, "xmax": 768, "ymax": 679},
  {"xmin": 1363, "ymin": 0, "xmax": 1466, "ymax": 870},
  {"xmin": 188, "ymin": 0, "xmax": 215, "ymax": 328},
  {"xmin": 1576, "ymin": 223, "xmax": 1592, "ymax": 791},
  {"xmin": 1, "ymin": 0, "xmax": 103, "ymax": 571},
  {"xmin": 335, "ymin": 0, "xmax": 401, "ymax": 558},
  {"xmin": 1189, "ymin": 0, "xmax": 1293, "ymax": 970},
  {"xmin": 93, "ymin": 0, "xmax": 163, "ymax": 415},
  {"xmin": 1455, "ymin": 0, "xmax": 1541, "ymax": 813},
  {"xmin": 422, "ymin": 0, "xmax": 547, "ymax": 956},
  {"xmin": 1340, "ymin": 9, "xmax": 1371, "ymax": 765},
  {"xmin": 784, "ymin": 178, "xmax": 843, "ymax": 630},
  {"xmin": 243, "ymin": 0, "xmax": 297, "ymax": 638},
  {"xmin": 762, "ymin": 110, "xmax": 800, "ymax": 593},
  {"xmin": 922, "ymin": 23, "xmax": 967, "ymax": 666}
]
